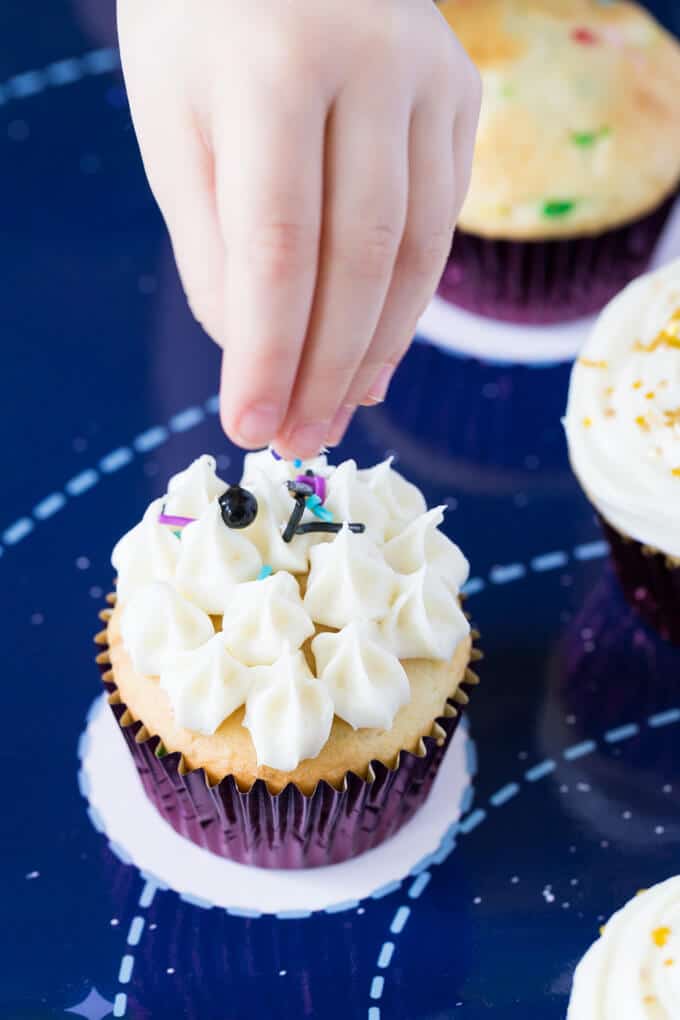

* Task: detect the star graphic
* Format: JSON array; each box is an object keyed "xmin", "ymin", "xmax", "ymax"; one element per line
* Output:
[{"xmin": 64, "ymin": 986, "xmax": 114, "ymax": 1020}]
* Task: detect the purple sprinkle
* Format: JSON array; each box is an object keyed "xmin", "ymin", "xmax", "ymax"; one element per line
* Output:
[
  {"xmin": 270, "ymin": 449, "xmax": 283, "ymax": 461},
  {"xmin": 296, "ymin": 474, "xmax": 326, "ymax": 503},
  {"xmin": 158, "ymin": 513, "xmax": 196, "ymax": 528}
]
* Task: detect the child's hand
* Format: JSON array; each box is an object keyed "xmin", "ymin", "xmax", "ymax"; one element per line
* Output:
[{"xmin": 118, "ymin": 0, "xmax": 480, "ymax": 457}]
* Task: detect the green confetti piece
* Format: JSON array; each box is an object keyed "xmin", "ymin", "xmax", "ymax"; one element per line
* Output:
[
  {"xmin": 542, "ymin": 199, "xmax": 576, "ymax": 219},
  {"xmin": 155, "ymin": 741, "xmax": 168, "ymax": 758},
  {"xmin": 571, "ymin": 126, "xmax": 611, "ymax": 147}
]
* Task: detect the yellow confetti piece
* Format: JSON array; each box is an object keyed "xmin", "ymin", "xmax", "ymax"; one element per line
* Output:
[
  {"xmin": 582, "ymin": 417, "xmax": 592, "ymax": 428},
  {"xmin": 636, "ymin": 416, "xmax": 650, "ymax": 431},
  {"xmin": 672, "ymin": 468, "xmax": 680, "ymax": 478},
  {"xmin": 646, "ymin": 392, "xmax": 656, "ymax": 400},
  {"xmin": 652, "ymin": 926, "xmax": 671, "ymax": 947},
  {"xmin": 633, "ymin": 380, "xmax": 643, "ymax": 389},
  {"xmin": 579, "ymin": 358, "xmax": 608, "ymax": 369},
  {"xmin": 665, "ymin": 958, "xmax": 675, "ymax": 968},
  {"xmin": 634, "ymin": 308, "xmax": 680, "ymax": 352}
]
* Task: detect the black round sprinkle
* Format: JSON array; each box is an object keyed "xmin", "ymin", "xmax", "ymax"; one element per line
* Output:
[{"xmin": 218, "ymin": 485, "xmax": 258, "ymax": 529}]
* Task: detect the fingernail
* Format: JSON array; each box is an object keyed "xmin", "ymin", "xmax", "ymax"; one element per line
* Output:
[
  {"xmin": 365, "ymin": 364, "xmax": 394, "ymax": 404},
  {"xmin": 327, "ymin": 405, "xmax": 355, "ymax": 447},
  {"xmin": 285, "ymin": 420, "xmax": 331, "ymax": 458},
  {"xmin": 236, "ymin": 403, "xmax": 283, "ymax": 446}
]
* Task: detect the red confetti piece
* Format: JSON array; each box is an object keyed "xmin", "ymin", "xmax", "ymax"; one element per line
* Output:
[{"xmin": 571, "ymin": 27, "xmax": 599, "ymax": 45}]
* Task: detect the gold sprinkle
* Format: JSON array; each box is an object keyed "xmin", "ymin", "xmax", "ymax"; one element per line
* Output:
[
  {"xmin": 644, "ymin": 995, "xmax": 657, "ymax": 1005},
  {"xmin": 652, "ymin": 926, "xmax": 671, "ymax": 947},
  {"xmin": 605, "ymin": 408, "xmax": 616, "ymax": 418},
  {"xmin": 664, "ymin": 408, "xmax": 680, "ymax": 426},
  {"xmin": 633, "ymin": 380, "xmax": 643, "ymax": 390},
  {"xmin": 605, "ymin": 386, "xmax": 614, "ymax": 396},
  {"xmin": 636, "ymin": 416, "xmax": 650, "ymax": 431},
  {"xmin": 582, "ymin": 417, "xmax": 593, "ymax": 428},
  {"xmin": 646, "ymin": 392, "xmax": 656, "ymax": 400},
  {"xmin": 634, "ymin": 308, "xmax": 680, "ymax": 352},
  {"xmin": 599, "ymin": 925, "xmax": 606, "ymax": 936},
  {"xmin": 579, "ymin": 358, "xmax": 608, "ymax": 369},
  {"xmin": 672, "ymin": 468, "xmax": 680, "ymax": 477},
  {"xmin": 665, "ymin": 958, "xmax": 675, "ymax": 967}
]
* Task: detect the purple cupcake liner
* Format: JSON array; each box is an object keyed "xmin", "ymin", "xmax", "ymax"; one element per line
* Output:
[
  {"xmin": 95, "ymin": 604, "xmax": 479, "ymax": 869},
  {"xmin": 438, "ymin": 196, "xmax": 676, "ymax": 326},
  {"xmin": 600, "ymin": 518, "xmax": 680, "ymax": 646}
]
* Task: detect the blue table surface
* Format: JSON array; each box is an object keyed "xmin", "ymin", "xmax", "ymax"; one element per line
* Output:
[{"xmin": 2, "ymin": 3, "xmax": 680, "ymax": 1018}]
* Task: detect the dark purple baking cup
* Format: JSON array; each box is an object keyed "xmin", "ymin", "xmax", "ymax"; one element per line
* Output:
[
  {"xmin": 600, "ymin": 518, "xmax": 680, "ymax": 646},
  {"xmin": 438, "ymin": 195, "xmax": 676, "ymax": 325},
  {"xmin": 94, "ymin": 602, "xmax": 480, "ymax": 869}
]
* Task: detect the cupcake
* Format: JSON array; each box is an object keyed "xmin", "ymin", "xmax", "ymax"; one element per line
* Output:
[
  {"xmin": 568, "ymin": 876, "xmax": 680, "ymax": 1017},
  {"xmin": 438, "ymin": 0, "xmax": 680, "ymax": 324},
  {"xmin": 565, "ymin": 258, "xmax": 680, "ymax": 644},
  {"xmin": 96, "ymin": 452, "xmax": 479, "ymax": 868}
]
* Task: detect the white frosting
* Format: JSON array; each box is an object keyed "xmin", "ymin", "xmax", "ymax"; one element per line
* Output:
[
  {"xmin": 113, "ymin": 450, "xmax": 472, "ymax": 771},
  {"xmin": 159, "ymin": 634, "xmax": 250, "ymax": 735},
  {"xmin": 359, "ymin": 458, "xmax": 427, "ymax": 540},
  {"xmin": 379, "ymin": 566, "xmax": 470, "ymax": 661},
  {"xmin": 221, "ymin": 571, "xmax": 314, "ymax": 666},
  {"xmin": 313, "ymin": 622, "xmax": 409, "ymax": 731},
  {"xmin": 164, "ymin": 454, "xmax": 226, "ymax": 519},
  {"xmin": 121, "ymin": 581, "xmax": 214, "ymax": 675},
  {"xmin": 244, "ymin": 647, "xmax": 334, "ymax": 771},
  {"xmin": 383, "ymin": 507, "xmax": 469, "ymax": 593},
  {"xmin": 175, "ymin": 501, "xmax": 262, "ymax": 613},
  {"xmin": 568, "ymin": 877, "xmax": 680, "ymax": 1019},
  {"xmin": 303, "ymin": 525, "xmax": 396, "ymax": 629},
  {"xmin": 324, "ymin": 459, "xmax": 388, "ymax": 542},
  {"xmin": 111, "ymin": 498, "xmax": 180, "ymax": 603},
  {"xmin": 565, "ymin": 259, "xmax": 680, "ymax": 558}
]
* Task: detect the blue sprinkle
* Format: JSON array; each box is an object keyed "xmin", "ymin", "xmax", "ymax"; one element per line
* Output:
[
  {"xmin": 45, "ymin": 58, "xmax": 81, "ymax": 85},
  {"xmin": 458, "ymin": 809, "xmax": 487, "ymax": 835},
  {"xmin": 99, "ymin": 447, "xmax": 133, "ymax": 474},
  {"xmin": 377, "ymin": 942, "xmax": 395, "ymax": 969},
  {"xmin": 169, "ymin": 406, "xmax": 204, "ymax": 433},
  {"xmin": 118, "ymin": 955, "xmax": 134, "ymax": 984},
  {"xmin": 66, "ymin": 468, "xmax": 99, "ymax": 496},
  {"xmin": 127, "ymin": 917, "xmax": 145, "ymax": 947},
  {"xmin": 133, "ymin": 426, "xmax": 168, "ymax": 453},
  {"xmin": 368, "ymin": 1008, "xmax": 381, "ymax": 1020},
  {"xmin": 408, "ymin": 872, "xmax": 431, "ymax": 900},
  {"xmin": 531, "ymin": 551, "xmax": 568, "ymax": 573},
  {"xmin": 390, "ymin": 906, "xmax": 411, "ymax": 935},
  {"xmin": 257, "ymin": 565, "xmax": 273, "ymax": 580},
  {"xmin": 490, "ymin": 563, "xmax": 526, "ymax": 585},
  {"xmin": 462, "ymin": 577, "xmax": 485, "ymax": 596},
  {"xmin": 293, "ymin": 458, "xmax": 303, "ymax": 468},
  {"xmin": 573, "ymin": 540, "xmax": 608, "ymax": 561}
]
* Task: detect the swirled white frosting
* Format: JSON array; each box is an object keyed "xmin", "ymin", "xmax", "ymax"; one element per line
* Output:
[
  {"xmin": 565, "ymin": 259, "xmax": 680, "ymax": 558},
  {"xmin": 380, "ymin": 566, "xmax": 470, "ymax": 661},
  {"xmin": 175, "ymin": 501, "xmax": 262, "ymax": 613},
  {"xmin": 324, "ymin": 459, "xmax": 388, "ymax": 542},
  {"xmin": 304, "ymin": 524, "xmax": 396, "ymax": 629},
  {"xmin": 121, "ymin": 581, "xmax": 214, "ymax": 675},
  {"xmin": 113, "ymin": 451, "xmax": 472, "ymax": 771},
  {"xmin": 221, "ymin": 571, "xmax": 314, "ymax": 666},
  {"xmin": 111, "ymin": 498, "xmax": 180, "ymax": 603},
  {"xmin": 244, "ymin": 647, "xmax": 334, "ymax": 771},
  {"xmin": 359, "ymin": 457, "xmax": 427, "ymax": 540},
  {"xmin": 568, "ymin": 877, "xmax": 680, "ymax": 1019},
  {"xmin": 159, "ymin": 634, "xmax": 250, "ymax": 735},
  {"xmin": 165, "ymin": 454, "xmax": 226, "ymax": 519},
  {"xmin": 313, "ymin": 622, "xmax": 409, "ymax": 731},
  {"xmin": 383, "ymin": 507, "xmax": 469, "ymax": 593}
]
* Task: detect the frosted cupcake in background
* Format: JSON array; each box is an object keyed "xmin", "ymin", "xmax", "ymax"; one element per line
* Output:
[
  {"xmin": 568, "ymin": 876, "xmax": 680, "ymax": 1018},
  {"xmin": 438, "ymin": 0, "xmax": 680, "ymax": 324},
  {"xmin": 565, "ymin": 259, "xmax": 680, "ymax": 644},
  {"xmin": 97, "ymin": 452, "xmax": 479, "ymax": 868}
]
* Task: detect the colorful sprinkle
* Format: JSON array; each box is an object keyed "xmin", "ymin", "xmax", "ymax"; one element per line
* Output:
[
  {"xmin": 270, "ymin": 448, "xmax": 283, "ymax": 461},
  {"xmin": 572, "ymin": 126, "xmax": 610, "ymax": 148},
  {"xmin": 296, "ymin": 473, "xmax": 326, "ymax": 503},
  {"xmin": 635, "ymin": 416, "xmax": 650, "ymax": 431},
  {"xmin": 158, "ymin": 512, "xmax": 196, "ymax": 528},
  {"xmin": 293, "ymin": 458, "xmax": 303, "ymax": 468},
  {"xmin": 571, "ymin": 27, "xmax": 600, "ymax": 45},
  {"xmin": 579, "ymin": 358, "xmax": 608, "ymax": 369},
  {"xmin": 542, "ymin": 200, "xmax": 576, "ymax": 219},
  {"xmin": 665, "ymin": 959, "xmax": 675, "ymax": 967},
  {"xmin": 307, "ymin": 497, "xmax": 333, "ymax": 522},
  {"xmin": 652, "ymin": 926, "xmax": 671, "ymax": 947},
  {"xmin": 582, "ymin": 417, "xmax": 593, "ymax": 428},
  {"xmin": 257, "ymin": 565, "xmax": 273, "ymax": 580},
  {"xmin": 633, "ymin": 380, "xmax": 643, "ymax": 389},
  {"xmin": 155, "ymin": 742, "xmax": 167, "ymax": 758},
  {"xmin": 672, "ymin": 468, "xmax": 680, "ymax": 477}
]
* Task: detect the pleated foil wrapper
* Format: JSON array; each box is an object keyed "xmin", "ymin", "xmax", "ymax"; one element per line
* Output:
[
  {"xmin": 600, "ymin": 519, "xmax": 680, "ymax": 647},
  {"xmin": 94, "ymin": 596, "xmax": 481, "ymax": 869},
  {"xmin": 437, "ymin": 196, "xmax": 675, "ymax": 326}
]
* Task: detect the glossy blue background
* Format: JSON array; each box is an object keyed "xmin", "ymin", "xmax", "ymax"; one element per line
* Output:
[{"xmin": 2, "ymin": 3, "xmax": 680, "ymax": 1018}]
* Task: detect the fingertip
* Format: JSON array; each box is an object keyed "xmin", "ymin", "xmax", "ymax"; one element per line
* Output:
[
  {"xmin": 274, "ymin": 420, "xmax": 331, "ymax": 460},
  {"xmin": 326, "ymin": 404, "xmax": 356, "ymax": 447}
]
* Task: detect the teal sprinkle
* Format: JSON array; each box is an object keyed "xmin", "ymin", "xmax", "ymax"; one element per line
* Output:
[
  {"xmin": 173, "ymin": 530, "xmax": 182, "ymax": 539},
  {"xmin": 257, "ymin": 565, "xmax": 273, "ymax": 580},
  {"xmin": 306, "ymin": 497, "xmax": 333, "ymax": 522},
  {"xmin": 293, "ymin": 458, "xmax": 303, "ymax": 468},
  {"xmin": 542, "ymin": 199, "xmax": 576, "ymax": 219}
]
